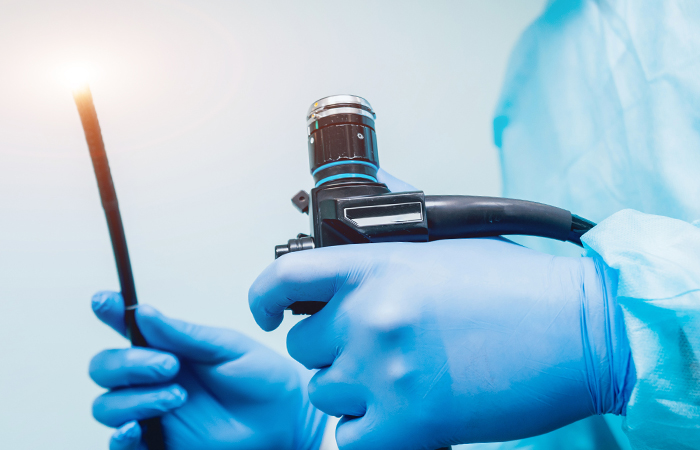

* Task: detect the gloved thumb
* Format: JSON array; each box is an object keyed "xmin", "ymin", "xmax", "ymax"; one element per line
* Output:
[
  {"xmin": 92, "ymin": 290, "xmax": 128, "ymax": 337},
  {"xmin": 92, "ymin": 291, "xmax": 254, "ymax": 363},
  {"xmin": 249, "ymin": 244, "xmax": 371, "ymax": 331}
]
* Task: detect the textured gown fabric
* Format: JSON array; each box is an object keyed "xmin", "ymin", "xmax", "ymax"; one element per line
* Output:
[
  {"xmin": 475, "ymin": 0, "xmax": 700, "ymax": 449},
  {"xmin": 584, "ymin": 211, "xmax": 700, "ymax": 450}
]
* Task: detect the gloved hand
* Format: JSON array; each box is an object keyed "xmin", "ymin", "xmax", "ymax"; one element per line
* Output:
[
  {"xmin": 89, "ymin": 291, "xmax": 327, "ymax": 450},
  {"xmin": 249, "ymin": 239, "xmax": 636, "ymax": 450}
]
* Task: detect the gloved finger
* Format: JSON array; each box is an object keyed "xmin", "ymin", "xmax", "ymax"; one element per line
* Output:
[
  {"xmin": 135, "ymin": 305, "xmax": 255, "ymax": 364},
  {"xmin": 92, "ymin": 290, "xmax": 128, "ymax": 337},
  {"xmin": 93, "ymin": 291, "xmax": 256, "ymax": 364},
  {"xmin": 109, "ymin": 421, "xmax": 144, "ymax": 450},
  {"xmin": 92, "ymin": 384, "xmax": 187, "ymax": 427},
  {"xmin": 89, "ymin": 348, "xmax": 180, "ymax": 388},
  {"xmin": 335, "ymin": 413, "xmax": 379, "ymax": 450},
  {"xmin": 376, "ymin": 168, "xmax": 418, "ymax": 192},
  {"xmin": 307, "ymin": 366, "xmax": 368, "ymax": 418},
  {"xmin": 249, "ymin": 245, "xmax": 371, "ymax": 331},
  {"xmin": 287, "ymin": 305, "xmax": 344, "ymax": 369}
]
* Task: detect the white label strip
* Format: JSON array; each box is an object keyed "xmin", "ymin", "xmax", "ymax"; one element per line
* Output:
[{"xmin": 349, "ymin": 212, "xmax": 423, "ymax": 227}]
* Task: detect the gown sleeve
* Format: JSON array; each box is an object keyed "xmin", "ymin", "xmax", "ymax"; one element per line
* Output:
[
  {"xmin": 490, "ymin": 0, "xmax": 700, "ymax": 447},
  {"xmin": 583, "ymin": 209, "xmax": 700, "ymax": 449}
]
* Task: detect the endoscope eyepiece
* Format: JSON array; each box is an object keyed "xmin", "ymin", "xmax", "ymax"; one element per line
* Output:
[
  {"xmin": 307, "ymin": 94, "xmax": 375, "ymax": 125},
  {"xmin": 307, "ymin": 95, "xmax": 380, "ymax": 187}
]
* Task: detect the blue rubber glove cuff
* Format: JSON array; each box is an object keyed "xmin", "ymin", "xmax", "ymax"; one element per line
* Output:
[{"xmin": 584, "ymin": 257, "xmax": 636, "ymax": 416}]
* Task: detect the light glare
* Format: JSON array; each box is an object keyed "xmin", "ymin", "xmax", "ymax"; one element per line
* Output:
[{"xmin": 62, "ymin": 63, "xmax": 94, "ymax": 92}]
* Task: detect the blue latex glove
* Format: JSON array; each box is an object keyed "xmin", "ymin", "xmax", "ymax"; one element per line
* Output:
[
  {"xmin": 249, "ymin": 239, "xmax": 636, "ymax": 450},
  {"xmin": 89, "ymin": 291, "xmax": 327, "ymax": 450},
  {"xmin": 494, "ymin": 2, "xmax": 700, "ymax": 447}
]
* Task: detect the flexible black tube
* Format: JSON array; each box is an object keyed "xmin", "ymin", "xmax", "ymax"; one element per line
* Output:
[
  {"xmin": 425, "ymin": 195, "xmax": 594, "ymax": 246},
  {"xmin": 74, "ymin": 85, "xmax": 166, "ymax": 450}
]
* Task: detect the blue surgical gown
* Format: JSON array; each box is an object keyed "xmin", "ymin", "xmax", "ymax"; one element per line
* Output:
[{"xmin": 469, "ymin": 0, "xmax": 700, "ymax": 449}]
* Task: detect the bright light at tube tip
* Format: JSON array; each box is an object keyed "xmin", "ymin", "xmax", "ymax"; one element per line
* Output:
[{"xmin": 62, "ymin": 63, "xmax": 94, "ymax": 95}]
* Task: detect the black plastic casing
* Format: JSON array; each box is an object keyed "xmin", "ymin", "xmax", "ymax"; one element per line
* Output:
[
  {"xmin": 310, "ymin": 182, "xmax": 428, "ymax": 247},
  {"xmin": 308, "ymin": 112, "xmax": 379, "ymax": 185},
  {"xmin": 285, "ymin": 182, "xmax": 429, "ymax": 315}
]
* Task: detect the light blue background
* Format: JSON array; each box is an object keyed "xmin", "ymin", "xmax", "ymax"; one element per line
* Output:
[{"xmin": 0, "ymin": 1, "xmax": 544, "ymax": 448}]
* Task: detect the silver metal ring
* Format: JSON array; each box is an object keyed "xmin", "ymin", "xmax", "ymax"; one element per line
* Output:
[
  {"xmin": 307, "ymin": 106, "xmax": 375, "ymax": 126},
  {"xmin": 308, "ymin": 95, "xmax": 374, "ymax": 117}
]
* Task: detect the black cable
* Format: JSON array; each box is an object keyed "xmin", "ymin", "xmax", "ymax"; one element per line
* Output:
[
  {"xmin": 568, "ymin": 214, "xmax": 597, "ymax": 246},
  {"xmin": 425, "ymin": 195, "xmax": 595, "ymax": 247},
  {"xmin": 73, "ymin": 85, "xmax": 166, "ymax": 450}
]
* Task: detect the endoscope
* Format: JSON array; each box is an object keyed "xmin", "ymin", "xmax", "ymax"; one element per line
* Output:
[
  {"xmin": 274, "ymin": 95, "xmax": 597, "ymax": 450},
  {"xmin": 73, "ymin": 85, "xmax": 166, "ymax": 450},
  {"xmin": 275, "ymin": 94, "xmax": 596, "ymax": 318}
]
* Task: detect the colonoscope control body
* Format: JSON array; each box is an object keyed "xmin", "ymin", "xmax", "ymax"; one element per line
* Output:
[
  {"xmin": 273, "ymin": 95, "xmax": 596, "ymax": 450},
  {"xmin": 275, "ymin": 95, "xmax": 595, "ymax": 300}
]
